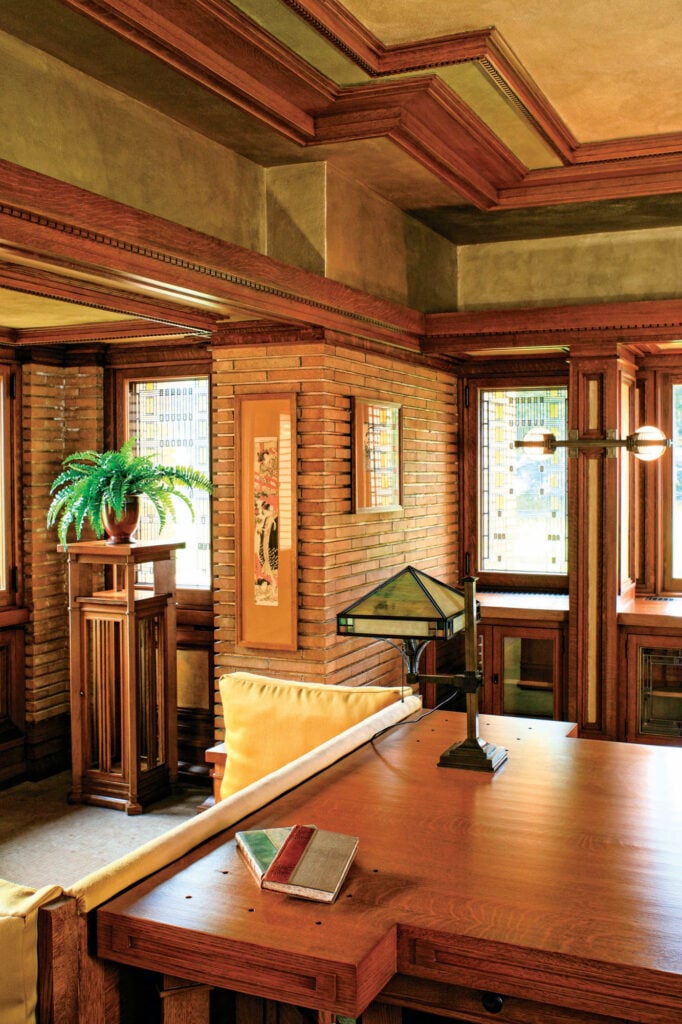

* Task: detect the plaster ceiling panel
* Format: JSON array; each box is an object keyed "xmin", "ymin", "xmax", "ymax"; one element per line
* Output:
[
  {"xmin": 338, "ymin": 0, "xmax": 682, "ymax": 141},
  {"xmin": 0, "ymin": 288, "xmax": 134, "ymax": 329},
  {"xmin": 311, "ymin": 138, "xmax": 467, "ymax": 208}
]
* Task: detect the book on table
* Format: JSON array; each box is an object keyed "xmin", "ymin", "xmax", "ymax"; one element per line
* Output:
[
  {"xmin": 236, "ymin": 824, "xmax": 359, "ymax": 903},
  {"xmin": 235, "ymin": 826, "xmax": 294, "ymax": 883}
]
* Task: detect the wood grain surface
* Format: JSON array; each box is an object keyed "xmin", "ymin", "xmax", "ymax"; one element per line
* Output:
[{"xmin": 96, "ymin": 712, "xmax": 682, "ymax": 1022}]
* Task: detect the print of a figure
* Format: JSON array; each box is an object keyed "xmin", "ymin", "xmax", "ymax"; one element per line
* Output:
[{"xmin": 254, "ymin": 440, "xmax": 279, "ymax": 605}]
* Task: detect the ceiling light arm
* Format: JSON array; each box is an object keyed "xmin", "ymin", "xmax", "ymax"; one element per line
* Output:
[{"xmin": 515, "ymin": 426, "xmax": 671, "ymax": 460}]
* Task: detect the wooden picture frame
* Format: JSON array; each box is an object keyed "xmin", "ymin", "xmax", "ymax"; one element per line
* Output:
[
  {"xmin": 237, "ymin": 394, "xmax": 297, "ymax": 650},
  {"xmin": 352, "ymin": 398, "xmax": 402, "ymax": 512}
]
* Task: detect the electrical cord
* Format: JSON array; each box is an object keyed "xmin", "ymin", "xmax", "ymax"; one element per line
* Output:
[{"xmin": 371, "ymin": 687, "xmax": 463, "ymax": 743}]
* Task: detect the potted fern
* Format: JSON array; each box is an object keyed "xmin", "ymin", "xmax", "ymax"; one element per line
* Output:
[{"xmin": 47, "ymin": 438, "xmax": 212, "ymax": 547}]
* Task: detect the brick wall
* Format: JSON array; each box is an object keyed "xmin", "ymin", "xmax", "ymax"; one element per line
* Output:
[
  {"xmin": 22, "ymin": 361, "xmax": 102, "ymax": 769},
  {"xmin": 211, "ymin": 329, "xmax": 458, "ymax": 740}
]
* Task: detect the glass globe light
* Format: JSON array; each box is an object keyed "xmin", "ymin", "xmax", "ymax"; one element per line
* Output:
[{"xmin": 629, "ymin": 425, "xmax": 669, "ymax": 462}]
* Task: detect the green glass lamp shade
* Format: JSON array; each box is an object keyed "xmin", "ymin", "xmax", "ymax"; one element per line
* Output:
[{"xmin": 337, "ymin": 566, "xmax": 474, "ymax": 640}]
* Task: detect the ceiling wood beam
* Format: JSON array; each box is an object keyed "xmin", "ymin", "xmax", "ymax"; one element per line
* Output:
[
  {"xmin": 0, "ymin": 160, "xmax": 424, "ymax": 351},
  {"xmin": 0, "ymin": 260, "xmax": 219, "ymax": 332},
  {"xmin": 53, "ymin": 0, "xmax": 682, "ymax": 210},
  {"xmin": 315, "ymin": 77, "xmax": 525, "ymax": 208},
  {"xmin": 425, "ymin": 299, "xmax": 682, "ymax": 355},
  {"xmin": 498, "ymin": 153, "xmax": 682, "ymax": 208},
  {"xmin": 59, "ymin": 0, "xmax": 336, "ymax": 142},
  {"xmin": 11, "ymin": 320, "xmax": 209, "ymax": 347}
]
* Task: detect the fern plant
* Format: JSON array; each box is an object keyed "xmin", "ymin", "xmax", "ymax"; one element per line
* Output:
[{"xmin": 47, "ymin": 438, "xmax": 212, "ymax": 547}]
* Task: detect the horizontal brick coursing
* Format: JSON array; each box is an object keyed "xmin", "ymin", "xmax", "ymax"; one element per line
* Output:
[
  {"xmin": 22, "ymin": 363, "xmax": 103, "ymax": 725},
  {"xmin": 211, "ymin": 333, "xmax": 458, "ymax": 740}
]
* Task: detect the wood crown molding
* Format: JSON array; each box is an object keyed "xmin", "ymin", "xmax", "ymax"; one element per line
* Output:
[
  {"xmin": 58, "ymin": 0, "xmax": 336, "ymax": 143},
  {"xmin": 0, "ymin": 161, "xmax": 424, "ymax": 350},
  {"xmin": 283, "ymin": 0, "xmax": 682, "ymax": 170},
  {"xmin": 57, "ymin": 0, "xmax": 682, "ymax": 211},
  {"xmin": 315, "ymin": 76, "xmax": 525, "ymax": 208},
  {"xmin": 12, "ymin": 320, "xmax": 211, "ymax": 348},
  {"xmin": 425, "ymin": 299, "xmax": 682, "ymax": 356}
]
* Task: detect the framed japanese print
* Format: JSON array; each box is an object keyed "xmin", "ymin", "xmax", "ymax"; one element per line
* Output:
[
  {"xmin": 238, "ymin": 394, "xmax": 297, "ymax": 650},
  {"xmin": 352, "ymin": 398, "xmax": 402, "ymax": 512}
]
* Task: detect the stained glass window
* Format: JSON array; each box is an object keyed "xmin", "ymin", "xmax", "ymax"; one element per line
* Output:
[
  {"xmin": 479, "ymin": 387, "xmax": 568, "ymax": 575},
  {"xmin": 128, "ymin": 377, "xmax": 211, "ymax": 588}
]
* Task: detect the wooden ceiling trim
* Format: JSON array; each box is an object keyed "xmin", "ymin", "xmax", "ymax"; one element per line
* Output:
[
  {"xmin": 425, "ymin": 298, "xmax": 682, "ymax": 353},
  {"xmin": 0, "ymin": 161, "xmax": 425, "ymax": 350},
  {"xmin": 574, "ymin": 133, "xmax": 682, "ymax": 163},
  {"xmin": 12, "ymin": 320, "xmax": 209, "ymax": 347},
  {"xmin": 0, "ymin": 260, "xmax": 218, "ymax": 332},
  {"xmin": 59, "ymin": 0, "xmax": 336, "ymax": 142},
  {"xmin": 283, "ymin": 2, "xmax": 575, "ymax": 162},
  {"xmin": 315, "ymin": 76, "xmax": 525, "ymax": 207},
  {"xmin": 498, "ymin": 153, "xmax": 682, "ymax": 208},
  {"xmin": 44, "ymin": 2, "xmax": 682, "ymax": 210}
]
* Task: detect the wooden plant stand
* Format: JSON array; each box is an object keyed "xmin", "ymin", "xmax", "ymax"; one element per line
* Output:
[{"xmin": 62, "ymin": 540, "xmax": 184, "ymax": 814}]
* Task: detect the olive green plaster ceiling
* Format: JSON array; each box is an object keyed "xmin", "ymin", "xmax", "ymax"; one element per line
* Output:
[
  {"xmin": 0, "ymin": 0, "xmax": 680, "ymax": 333},
  {"xmin": 0, "ymin": 289, "xmax": 132, "ymax": 330}
]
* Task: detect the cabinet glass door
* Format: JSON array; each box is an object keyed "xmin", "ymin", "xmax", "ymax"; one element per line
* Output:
[
  {"xmin": 487, "ymin": 625, "xmax": 563, "ymax": 719},
  {"xmin": 638, "ymin": 647, "xmax": 682, "ymax": 739}
]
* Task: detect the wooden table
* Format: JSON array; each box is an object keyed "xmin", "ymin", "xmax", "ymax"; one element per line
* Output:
[{"xmin": 96, "ymin": 713, "xmax": 682, "ymax": 1024}]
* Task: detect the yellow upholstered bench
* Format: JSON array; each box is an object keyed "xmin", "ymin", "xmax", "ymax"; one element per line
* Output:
[
  {"xmin": 0, "ymin": 879, "xmax": 62, "ymax": 1024},
  {"xmin": 218, "ymin": 671, "xmax": 410, "ymax": 798},
  {"xmin": 34, "ymin": 676, "xmax": 421, "ymax": 1024}
]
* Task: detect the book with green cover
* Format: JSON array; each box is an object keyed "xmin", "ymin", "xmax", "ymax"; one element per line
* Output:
[{"xmin": 235, "ymin": 826, "xmax": 293, "ymax": 882}]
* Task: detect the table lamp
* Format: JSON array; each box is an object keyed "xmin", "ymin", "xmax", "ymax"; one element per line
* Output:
[{"xmin": 337, "ymin": 566, "xmax": 507, "ymax": 772}]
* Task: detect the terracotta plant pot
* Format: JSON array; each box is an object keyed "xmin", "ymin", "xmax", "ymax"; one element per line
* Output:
[{"xmin": 102, "ymin": 495, "xmax": 141, "ymax": 544}]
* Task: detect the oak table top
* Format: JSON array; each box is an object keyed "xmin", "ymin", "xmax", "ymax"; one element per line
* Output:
[{"xmin": 96, "ymin": 712, "xmax": 682, "ymax": 1024}]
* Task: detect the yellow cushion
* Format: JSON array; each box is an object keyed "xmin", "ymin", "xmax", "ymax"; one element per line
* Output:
[
  {"xmin": 219, "ymin": 672, "xmax": 405, "ymax": 799},
  {"xmin": 0, "ymin": 879, "xmax": 62, "ymax": 1024}
]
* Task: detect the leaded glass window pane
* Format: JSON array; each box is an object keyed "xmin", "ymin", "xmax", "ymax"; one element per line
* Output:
[
  {"xmin": 128, "ymin": 377, "xmax": 211, "ymax": 589},
  {"xmin": 479, "ymin": 387, "xmax": 568, "ymax": 575}
]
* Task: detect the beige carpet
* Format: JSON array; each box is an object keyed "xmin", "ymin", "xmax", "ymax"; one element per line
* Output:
[{"xmin": 0, "ymin": 772, "xmax": 207, "ymax": 890}]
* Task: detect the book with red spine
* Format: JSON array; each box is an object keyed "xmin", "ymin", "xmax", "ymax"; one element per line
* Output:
[
  {"xmin": 261, "ymin": 824, "xmax": 359, "ymax": 903},
  {"xmin": 235, "ymin": 826, "xmax": 293, "ymax": 883}
]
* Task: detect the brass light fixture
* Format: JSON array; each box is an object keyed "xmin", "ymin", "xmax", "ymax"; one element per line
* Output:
[
  {"xmin": 337, "ymin": 566, "xmax": 507, "ymax": 773},
  {"xmin": 515, "ymin": 425, "xmax": 671, "ymax": 460}
]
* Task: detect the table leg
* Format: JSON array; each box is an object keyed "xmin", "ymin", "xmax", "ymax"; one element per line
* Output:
[
  {"xmin": 361, "ymin": 1003, "xmax": 402, "ymax": 1024},
  {"xmin": 158, "ymin": 975, "xmax": 211, "ymax": 1024}
]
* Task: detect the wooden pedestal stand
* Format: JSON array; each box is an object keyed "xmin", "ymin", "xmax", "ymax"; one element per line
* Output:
[{"xmin": 61, "ymin": 540, "xmax": 184, "ymax": 814}]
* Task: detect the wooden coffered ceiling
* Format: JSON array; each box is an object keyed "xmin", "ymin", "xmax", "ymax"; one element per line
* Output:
[{"xmin": 0, "ymin": 0, "xmax": 681, "ymax": 341}]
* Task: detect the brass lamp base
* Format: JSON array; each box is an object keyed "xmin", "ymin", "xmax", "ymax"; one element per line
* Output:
[{"xmin": 438, "ymin": 736, "xmax": 508, "ymax": 773}]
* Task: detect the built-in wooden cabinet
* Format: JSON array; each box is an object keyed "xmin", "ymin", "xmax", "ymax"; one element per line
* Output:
[
  {"xmin": 477, "ymin": 594, "xmax": 568, "ymax": 722},
  {"xmin": 618, "ymin": 600, "xmax": 682, "ymax": 745},
  {"xmin": 479, "ymin": 622, "xmax": 565, "ymax": 719}
]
